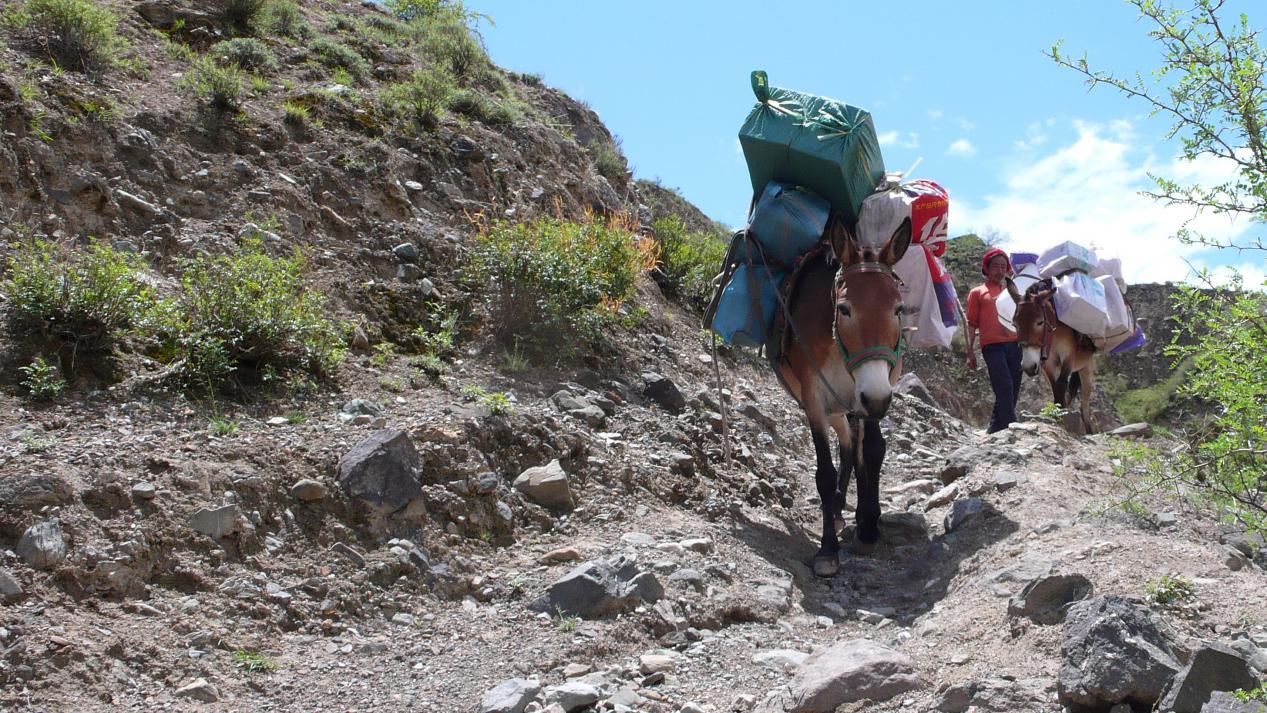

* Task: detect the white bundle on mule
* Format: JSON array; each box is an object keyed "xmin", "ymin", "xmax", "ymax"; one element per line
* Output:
[{"xmin": 1052, "ymin": 272, "xmax": 1109, "ymax": 336}]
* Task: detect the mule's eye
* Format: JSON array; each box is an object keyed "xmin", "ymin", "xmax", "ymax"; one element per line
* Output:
[{"xmin": 837, "ymin": 303, "xmax": 851, "ymax": 317}]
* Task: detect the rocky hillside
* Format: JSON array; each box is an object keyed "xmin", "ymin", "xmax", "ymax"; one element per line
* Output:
[{"xmin": 0, "ymin": 2, "xmax": 1263, "ymax": 713}]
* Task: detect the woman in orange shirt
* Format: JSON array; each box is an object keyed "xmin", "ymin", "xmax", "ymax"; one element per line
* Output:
[{"xmin": 965, "ymin": 248, "xmax": 1022, "ymax": 433}]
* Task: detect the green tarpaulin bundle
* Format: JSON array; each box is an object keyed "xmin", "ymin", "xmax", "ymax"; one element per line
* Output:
[{"xmin": 738, "ymin": 70, "xmax": 885, "ymax": 226}]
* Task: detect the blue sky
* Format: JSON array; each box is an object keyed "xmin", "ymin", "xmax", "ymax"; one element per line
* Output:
[{"xmin": 473, "ymin": 1, "xmax": 1264, "ymax": 285}]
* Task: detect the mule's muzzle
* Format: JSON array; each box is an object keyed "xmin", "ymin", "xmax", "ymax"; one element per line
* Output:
[
  {"xmin": 858, "ymin": 391, "xmax": 891, "ymax": 419},
  {"xmin": 1023, "ymin": 364, "xmax": 1039, "ymax": 377}
]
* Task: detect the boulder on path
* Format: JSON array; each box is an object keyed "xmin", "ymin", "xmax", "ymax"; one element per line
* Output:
[
  {"xmin": 1158, "ymin": 642, "xmax": 1260, "ymax": 713},
  {"xmin": 1058, "ymin": 595, "xmax": 1182, "ymax": 710},
  {"xmin": 337, "ymin": 429, "xmax": 423, "ymax": 511},
  {"xmin": 479, "ymin": 677, "xmax": 541, "ymax": 713},
  {"xmin": 783, "ymin": 638, "xmax": 921, "ymax": 712},
  {"xmin": 944, "ymin": 497, "xmax": 984, "ymax": 532},
  {"xmin": 641, "ymin": 372, "xmax": 686, "ymax": 413},
  {"xmin": 17, "ymin": 518, "xmax": 66, "ymax": 570},
  {"xmin": 1008, "ymin": 573, "xmax": 1094, "ymax": 625},
  {"xmin": 528, "ymin": 554, "xmax": 662, "ymax": 619},
  {"xmin": 513, "ymin": 460, "xmax": 574, "ymax": 511},
  {"xmin": 1202, "ymin": 691, "xmax": 1267, "ymax": 713}
]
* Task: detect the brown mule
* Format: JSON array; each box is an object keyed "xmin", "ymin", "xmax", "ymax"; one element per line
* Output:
[
  {"xmin": 772, "ymin": 218, "xmax": 911, "ymax": 577},
  {"xmin": 1007, "ymin": 279, "xmax": 1097, "ymax": 433}
]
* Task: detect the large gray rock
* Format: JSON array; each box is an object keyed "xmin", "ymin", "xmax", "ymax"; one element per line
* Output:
[
  {"xmin": 0, "ymin": 473, "xmax": 74, "ymax": 509},
  {"xmin": 189, "ymin": 504, "xmax": 242, "ymax": 539},
  {"xmin": 17, "ymin": 519, "xmax": 66, "ymax": 570},
  {"xmin": 752, "ymin": 649, "xmax": 810, "ymax": 673},
  {"xmin": 642, "ymin": 372, "xmax": 686, "ymax": 413},
  {"xmin": 944, "ymin": 497, "xmax": 984, "ymax": 532},
  {"xmin": 1109, "ymin": 422, "xmax": 1153, "ymax": 438},
  {"xmin": 479, "ymin": 677, "xmax": 541, "ymax": 713},
  {"xmin": 1202, "ymin": 691, "xmax": 1267, "ymax": 713},
  {"xmin": 1008, "ymin": 573, "xmax": 1094, "ymax": 625},
  {"xmin": 0, "ymin": 568, "xmax": 23, "ymax": 602},
  {"xmin": 1158, "ymin": 642, "xmax": 1260, "ymax": 713},
  {"xmin": 337, "ymin": 429, "xmax": 423, "ymax": 510},
  {"xmin": 1058, "ymin": 595, "xmax": 1182, "ymax": 710},
  {"xmin": 529, "ymin": 554, "xmax": 663, "ymax": 618},
  {"xmin": 784, "ymin": 639, "xmax": 921, "ymax": 712},
  {"xmin": 895, "ymin": 372, "xmax": 940, "ymax": 409},
  {"xmin": 543, "ymin": 681, "xmax": 600, "ymax": 712},
  {"xmin": 513, "ymin": 460, "xmax": 574, "ymax": 511}
]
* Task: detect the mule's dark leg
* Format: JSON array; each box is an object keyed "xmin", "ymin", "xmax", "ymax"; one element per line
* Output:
[
  {"xmin": 1051, "ymin": 365, "xmax": 1071, "ymax": 407},
  {"xmin": 854, "ymin": 419, "xmax": 885, "ymax": 553},
  {"xmin": 836, "ymin": 439, "xmax": 854, "ymax": 521},
  {"xmin": 810, "ymin": 428, "xmax": 841, "ymax": 577}
]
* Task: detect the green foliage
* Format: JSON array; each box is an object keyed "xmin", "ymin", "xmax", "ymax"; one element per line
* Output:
[
  {"xmin": 461, "ymin": 384, "xmax": 512, "ymax": 415},
  {"xmin": 281, "ymin": 99, "xmax": 309, "ymax": 125},
  {"xmin": 218, "ymin": 0, "xmax": 267, "ymax": 36},
  {"xmin": 445, "ymin": 88, "xmax": 522, "ymax": 126},
  {"xmin": 13, "ymin": 0, "xmax": 123, "ymax": 73},
  {"xmin": 211, "ymin": 38, "xmax": 277, "ymax": 72},
  {"xmin": 370, "ymin": 341, "xmax": 395, "ymax": 367},
  {"xmin": 1036, "ymin": 401, "xmax": 1069, "ymax": 423},
  {"xmin": 1116, "ymin": 358, "xmax": 1192, "ymax": 424},
  {"xmin": 162, "ymin": 240, "xmax": 345, "ymax": 391},
  {"xmin": 18, "ymin": 356, "xmax": 66, "ymax": 399},
  {"xmin": 468, "ymin": 214, "xmax": 646, "ymax": 359},
  {"xmin": 383, "ymin": 0, "xmax": 443, "ymax": 21},
  {"xmin": 259, "ymin": 0, "xmax": 307, "ymax": 38},
  {"xmin": 652, "ymin": 215, "xmax": 726, "ymax": 309},
  {"xmin": 552, "ymin": 606, "xmax": 579, "ymax": 633},
  {"xmin": 1233, "ymin": 684, "xmax": 1267, "ymax": 703},
  {"xmin": 309, "ymin": 38, "xmax": 370, "ymax": 80},
  {"xmin": 181, "ymin": 55, "xmax": 246, "ymax": 110},
  {"xmin": 383, "ymin": 66, "xmax": 453, "ymax": 125},
  {"xmin": 2, "ymin": 238, "xmax": 151, "ymax": 353},
  {"xmin": 209, "ymin": 417, "xmax": 238, "ymax": 437},
  {"xmin": 1145, "ymin": 574, "xmax": 1195, "ymax": 606},
  {"xmin": 232, "ymin": 649, "xmax": 277, "ymax": 673},
  {"xmin": 588, "ymin": 141, "xmax": 627, "ymax": 184},
  {"xmin": 1051, "ymin": 2, "xmax": 1267, "ymax": 540},
  {"xmin": 417, "ymin": 4, "xmax": 502, "ymax": 91},
  {"xmin": 411, "ymin": 305, "xmax": 458, "ymax": 359}
]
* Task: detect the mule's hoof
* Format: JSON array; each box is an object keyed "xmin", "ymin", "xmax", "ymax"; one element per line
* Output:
[
  {"xmin": 852, "ymin": 536, "xmax": 877, "ymax": 557},
  {"xmin": 834, "ymin": 516, "xmax": 847, "ymax": 534},
  {"xmin": 812, "ymin": 555, "xmax": 840, "ymax": 578}
]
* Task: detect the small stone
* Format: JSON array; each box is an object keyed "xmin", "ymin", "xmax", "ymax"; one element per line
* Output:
[
  {"xmin": 174, "ymin": 678, "xmax": 219, "ymax": 703},
  {"xmin": 393, "ymin": 242, "xmax": 419, "ymax": 260},
  {"xmin": 513, "ymin": 460, "xmax": 574, "ymax": 511},
  {"xmin": 289, "ymin": 479, "xmax": 329, "ymax": 501},
  {"xmin": 944, "ymin": 498, "xmax": 984, "ymax": 532},
  {"xmin": 330, "ymin": 542, "xmax": 366, "ymax": 567},
  {"xmin": 993, "ymin": 471, "xmax": 1024, "ymax": 492},
  {"xmin": 0, "ymin": 568, "xmax": 23, "ymax": 602},
  {"xmin": 1223, "ymin": 547, "xmax": 1249, "ymax": 571},
  {"xmin": 1156, "ymin": 511, "xmax": 1179, "ymax": 527},
  {"xmin": 681, "ymin": 538, "xmax": 714, "ymax": 554},
  {"xmin": 543, "ymin": 681, "xmax": 600, "ymax": 712},
  {"xmin": 18, "ymin": 519, "xmax": 67, "ymax": 570},
  {"xmin": 925, "ymin": 483, "xmax": 959, "ymax": 510},
  {"xmin": 639, "ymin": 654, "xmax": 676, "ymax": 675},
  {"xmin": 189, "ymin": 504, "xmax": 242, "ymax": 539},
  {"xmin": 340, "ymin": 399, "xmax": 383, "ymax": 417},
  {"xmin": 131, "ymin": 482, "xmax": 157, "ymax": 500},
  {"xmin": 1108, "ymin": 422, "xmax": 1153, "ymax": 438},
  {"xmin": 561, "ymin": 663, "xmax": 591, "ymax": 678},
  {"xmin": 752, "ymin": 649, "xmax": 810, "ymax": 673},
  {"xmin": 539, "ymin": 547, "xmax": 583, "ymax": 564},
  {"xmin": 621, "ymin": 532, "xmax": 656, "ymax": 547},
  {"xmin": 390, "ymin": 613, "xmax": 415, "ymax": 626},
  {"xmin": 479, "ymin": 677, "xmax": 541, "ymax": 713}
]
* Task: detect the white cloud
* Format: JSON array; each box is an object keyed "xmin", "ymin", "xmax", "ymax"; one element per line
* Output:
[
  {"xmin": 956, "ymin": 120, "xmax": 1251, "ymax": 285},
  {"xmin": 928, "ymin": 109, "xmax": 944, "ymax": 120},
  {"xmin": 947, "ymin": 139, "xmax": 976, "ymax": 157},
  {"xmin": 879, "ymin": 131, "xmax": 919, "ymax": 149}
]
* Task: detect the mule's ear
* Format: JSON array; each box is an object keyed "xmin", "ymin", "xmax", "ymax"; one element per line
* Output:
[
  {"xmin": 1006, "ymin": 276, "xmax": 1022, "ymax": 303},
  {"xmin": 825, "ymin": 213, "xmax": 856, "ymax": 265},
  {"xmin": 881, "ymin": 218, "xmax": 912, "ymax": 265}
]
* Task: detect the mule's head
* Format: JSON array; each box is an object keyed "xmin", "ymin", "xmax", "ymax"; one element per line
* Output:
[
  {"xmin": 1008, "ymin": 279, "xmax": 1054, "ymax": 376},
  {"xmin": 830, "ymin": 218, "xmax": 912, "ymax": 419}
]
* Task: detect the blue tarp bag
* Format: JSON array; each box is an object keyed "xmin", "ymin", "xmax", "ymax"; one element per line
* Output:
[
  {"xmin": 745, "ymin": 181, "xmax": 831, "ymax": 266},
  {"xmin": 712, "ymin": 262, "xmax": 788, "ymax": 348}
]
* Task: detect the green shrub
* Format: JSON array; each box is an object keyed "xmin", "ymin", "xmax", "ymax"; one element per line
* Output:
[
  {"xmin": 232, "ymin": 649, "xmax": 278, "ymax": 673},
  {"xmin": 445, "ymin": 88, "xmax": 519, "ymax": 126},
  {"xmin": 309, "ymin": 38, "xmax": 370, "ymax": 80},
  {"xmin": 182, "ymin": 55, "xmax": 245, "ymax": 110},
  {"xmin": 2, "ymin": 238, "xmax": 151, "ymax": 353},
  {"xmin": 411, "ymin": 305, "xmax": 458, "ymax": 358},
  {"xmin": 163, "ymin": 240, "xmax": 345, "ymax": 390},
  {"xmin": 1116, "ymin": 360, "xmax": 1190, "ymax": 424},
  {"xmin": 1145, "ymin": 573, "xmax": 1195, "ymax": 606},
  {"xmin": 209, "ymin": 417, "xmax": 239, "ymax": 436},
  {"xmin": 281, "ymin": 99, "xmax": 308, "ymax": 125},
  {"xmin": 419, "ymin": 5, "xmax": 502, "ymax": 91},
  {"xmin": 384, "ymin": 0, "xmax": 443, "ymax": 21},
  {"xmin": 260, "ymin": 0, "xmax": 307, "ymax": 38},
  {"xmin": 588, "ymin": 141, "xmax": 627, "ymax": 184},
  {"xmin": 15, "ymin": 0, "xmax": 123, "ymax": 72},
  {"xmin": 19, "ymin": 356, "xmax": 66, "ymax": 399},
  {"xmin": 652, "ymin": 215, "xmax": 726, "ymax": 308},
  {"xmin": 468, "ymin": 214, "xmax": 647, "ymax": 358},
  {"xmin": 384, "ymin": 66, "xmax": 454, "ymax": 125},
  {"xmin": 218, "ymin": 0, "xmax": 267, "ymax": 36},
  {"xmin": 211, "ymin": 37, "xmax": 277, "ymax": 72}
]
